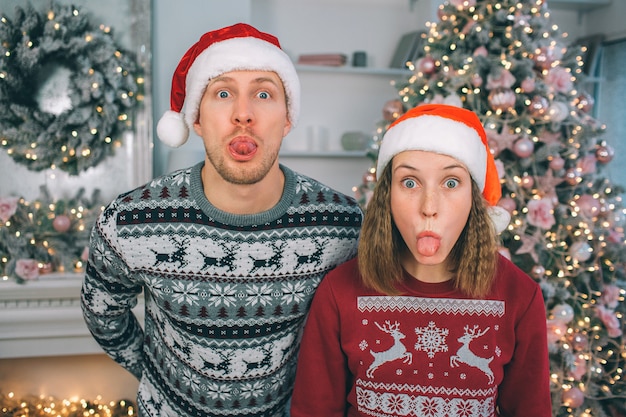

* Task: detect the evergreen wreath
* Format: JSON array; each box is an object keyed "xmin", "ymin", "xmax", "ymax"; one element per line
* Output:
[{"xmin": 0, "ymin": 2, "xmax": 140, "ymax": 175}]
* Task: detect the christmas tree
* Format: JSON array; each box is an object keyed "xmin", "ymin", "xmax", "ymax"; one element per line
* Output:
[{"xmin": 355, "ymin": 0, "xmax": 626, "ymax": 415}]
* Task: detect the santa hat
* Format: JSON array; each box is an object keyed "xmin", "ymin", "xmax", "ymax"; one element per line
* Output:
[
  {"xmin": 377, "ymin": 103, "xmax": 510, "ymax": 233},
  {"xmin": 156, "ymin": 23, "xmax": 300, "ymax": 147}
]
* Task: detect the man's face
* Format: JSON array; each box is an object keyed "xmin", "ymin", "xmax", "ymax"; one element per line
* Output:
[{"xmin": 193, "ymin": 70, "xmax": 291, "ymax": 185}]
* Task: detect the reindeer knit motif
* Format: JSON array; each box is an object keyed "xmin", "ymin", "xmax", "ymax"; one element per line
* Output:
[
  {"xmin": 291, "ymin": 256, "xmax": 552, "ymax": 417},
  {"xmin": 81, "ymin": 163, "xmax": 362, "ymax": 417}
]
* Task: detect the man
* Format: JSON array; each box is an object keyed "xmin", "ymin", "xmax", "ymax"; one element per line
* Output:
[{"xmin": 81, "ymin": 23, "xmax": 362, "ymax": 417}]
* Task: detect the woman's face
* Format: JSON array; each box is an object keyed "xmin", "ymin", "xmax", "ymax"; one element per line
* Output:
[{"xmin": 390, "ymin": 150, "xmax": 472, "ymax": 276}]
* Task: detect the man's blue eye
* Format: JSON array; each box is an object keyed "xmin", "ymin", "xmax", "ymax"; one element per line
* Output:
[
  {"xmin": 258, "ymin": 91, "xmax": 270, "ymax": 99},
  {"xmin": 402, "ymin": 179, "xmax": 416, "ymax": 188},
  {"xmin": 218, "ymin": 90, "xmax": 229, "ymax": 98},
  {"xmin": 445, "ymin": 179, "xmax": 459, "ymax": 188}
]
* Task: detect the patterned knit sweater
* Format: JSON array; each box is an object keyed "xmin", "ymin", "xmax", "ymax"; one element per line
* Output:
[
  {"xmin": 291, "ymin": 256, "xmax": 552, "ymax": 417},
  {"xmin": 80, "ymin": 162, "xmax": 362, "ymax": 417}
]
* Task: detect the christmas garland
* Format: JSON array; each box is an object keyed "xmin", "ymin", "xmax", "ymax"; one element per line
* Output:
[
  {"xmin": 0, "ymin": 2, "xmax": 140, "ymax": 175},
  {"xmin": 0, "ymin": 186, "xmax": 103, "ymax": 283}
]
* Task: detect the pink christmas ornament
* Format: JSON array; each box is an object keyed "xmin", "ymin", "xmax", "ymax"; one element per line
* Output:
[
  {"xmin": 513, "ymin": 137, "xmax": 535, "ymax": 158},
  {"xmin": 577, "ymin": 154, "xmax": 597, "ymax": 175},
  {"xmin": 521, "ymin": 174, "xmax": 534, "ymax": 189},
  {"xmin": 595, "ymin": 305, "xmax": 623, "ymax": 338},
  {"xmin": 576, "ymin": 194, "xmax": 601, "ymax": 218},
  {"xmin": 416, "ymin": 55, "xmax": 436, "ymax": 74},
  {"xmin": 15, "ymin": 258, "xmax": 39, "ymax": 280},
  {"xmin": 564, "ymin": 168, "xmax": 582, "ymax": 186},
  {"xmin": 38, "ymin": 262, "xmax": 53, "ymax": 275},
  {"xmin": 548, "ymin": 101, "xmax": 570, "ymax": 122},
  {"xmin": 568, "ymin": 355, "xmax": 587, "ymax": 381},
  {"xmin": 573, "ymin": 91, "xmax": 594, "ymax": 113},
  {"xmin": 549, "ymin": 155, "xmax": 565, "ymax": 171},
  {"xmin": 533, "ymin": 46, "xmax": 557, "ymax": 70},
  {"xmin": 546, "ymin": 66, "xmax": 574, "ymax": 94},
  {"xmin": 552, "ymin": 303, "xmax": 574, "ymax": 323},
  {"xmin": 562, "ymin": 387, "xmax": 585, "ymax": 408},
  {"xmin": 528, "ymin": 95, "xmax": 549, "ymax": 117},
  {"xmin": 471, "ymin": 73, "xmax": 483, "ymax": 87},
  {"xmin": 601, "ymin": 284, "xmax": 621, "ymax": 309},
  {"xmin": 521, "ymin": 77, "xmax": 535, "ymax": 93},
  {"xmin": 595, "ymin": 143, "xmax": 615, "ymax": 164},
  {"xmin": 547, "ymin": 319, "xmax": 567, "ymax": 346},
  {"xmin": 363, "ymin": 171, "xmax": 376, "ymax": 184},
  {"xmin": 0, "ymin": 196, "xmax": 19, "ymax": 223},
  {"xmin": 526, "ymin": 198, "xmax": 556, "ymax": 229},
  {"xmin": 486, "ymin": 69, "xmax": 516, "ymax": 90},
  {"xmin": 52, "ymin": 214, "xmax": 72, "ymax": 233},
  {"xmin": 382, "ymin": 100, "xmax": 404, "ymax": 122},
  {"xmin": 437, "ymin": 7, "xmax": 446, "ymax": 20},
  {"xmin": 569, "ymin": 332, "xmax": 588, "ymax": 351},
  {"xmin": 488, "ymin": 87, "xmax": 516, "ymax": 112}
]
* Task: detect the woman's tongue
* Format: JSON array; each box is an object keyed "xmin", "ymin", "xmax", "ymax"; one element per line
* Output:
[
  {"xmin": 417, "ymin": 235, "xmax": 441, "ymax": 257},
  {"xmin": 229, "ymin": 139, "xmax": 257, "ymax": 160}
]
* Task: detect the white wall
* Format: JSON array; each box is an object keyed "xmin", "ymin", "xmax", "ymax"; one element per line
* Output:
[{"xmin": 586, "ymin": 0, "xmax": 626, "ymax": 42}]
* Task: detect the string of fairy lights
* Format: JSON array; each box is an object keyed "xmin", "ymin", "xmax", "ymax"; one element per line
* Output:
[{"xmin": 0, "ymin": 392, "xmax": 135, "ymax": 417}]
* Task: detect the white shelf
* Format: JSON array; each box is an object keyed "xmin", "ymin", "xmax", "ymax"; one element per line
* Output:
[
  {"xmin": 281, "ymin": 150, "xmax": 368, "ymax": 158},
  {"xmin": 549, "ymin": 0, "xmax": 611, "ymax": 11},
  {"xmin": 295, "ymin": 64, "xmax": 412, "ymax": 77}
]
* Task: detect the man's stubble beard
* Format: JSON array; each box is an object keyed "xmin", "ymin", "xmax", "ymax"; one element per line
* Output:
[{"xmin": 205, "ymin": 147, "xmax": 280, "ymax": 185}]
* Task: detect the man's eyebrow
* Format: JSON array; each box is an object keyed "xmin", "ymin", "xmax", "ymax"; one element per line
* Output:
[{"xmin": 209, "ymin": 75, "xmax": 280, "ymax": 87}]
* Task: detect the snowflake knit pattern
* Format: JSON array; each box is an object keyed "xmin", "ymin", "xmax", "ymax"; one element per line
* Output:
[{"xmin": 81, "ymin": 162, "xmax": 362, "ymax": 417}]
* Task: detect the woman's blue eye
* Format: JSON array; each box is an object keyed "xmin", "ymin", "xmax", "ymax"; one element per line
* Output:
[
  {"xmin": 402, "ymin": 179, "xmax": 417, "ymax": 189},
  {"xmin": 218, "ymin": 90, "xmax": 229, "ymax": 98},
  {"xmin": 445, "ymin": 179, "xmax": 459, "ymax": 188},
  {"xmin": 258, "ymin": 91, "xmax": 270, "ymax": 99}
]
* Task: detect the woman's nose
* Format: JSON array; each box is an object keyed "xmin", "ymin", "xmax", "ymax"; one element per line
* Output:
[{"xmin": 420, "ymin": 188, "xmax": 438, "ymax": 218}]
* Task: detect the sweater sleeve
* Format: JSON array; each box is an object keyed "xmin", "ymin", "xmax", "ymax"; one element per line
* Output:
[
  {"xmin": 291, "ymin": 272, "xmax": 349, "ymax": 417},
  {"xmin": 80, "ymin": 203, "xmax": 144, "ymax": 379},
  {"xmin": 497, "ymin": 282, "xmax": 552, "ymax": 416}
]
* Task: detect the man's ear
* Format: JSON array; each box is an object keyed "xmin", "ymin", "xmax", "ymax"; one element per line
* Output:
[
  {"xmin": 283, "ymin": 116, "xmax": 292, "ymax": 138},
  {"xmin": 193, "ymin": 119, "xmax": 202, "ymax": 137}
]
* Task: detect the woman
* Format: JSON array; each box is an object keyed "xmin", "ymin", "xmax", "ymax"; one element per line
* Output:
[{"xmin": 291, "ymin": 104, "xmax": 551, "ymax": 416}]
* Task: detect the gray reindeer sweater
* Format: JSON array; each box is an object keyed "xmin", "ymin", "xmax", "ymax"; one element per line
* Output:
[{"xmin": 80, "ymin": 162, "xmax": 362, "ymax": 417}]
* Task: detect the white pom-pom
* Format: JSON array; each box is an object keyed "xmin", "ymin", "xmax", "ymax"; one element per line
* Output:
[
  {"xmin": 489, "ymin": 205, "xmax": 511, "ymax": 234},
  {"xmin": 156, "ymin": 110, "xmax": 189, "ymax": 148}
]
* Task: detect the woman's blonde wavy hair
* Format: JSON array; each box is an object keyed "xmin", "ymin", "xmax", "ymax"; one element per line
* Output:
[{"xmin": 358, "ymin": 162, "xmax": 499, "ymax": 298}]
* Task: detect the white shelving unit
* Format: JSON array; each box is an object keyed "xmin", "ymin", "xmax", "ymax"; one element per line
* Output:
[
  {"xmin": 549, "ymin": 0, "xmax": 612, "ymax": 12},
  {"xmin": 279, "ymin": 65, "xmax": 410, "ymax": 195}
]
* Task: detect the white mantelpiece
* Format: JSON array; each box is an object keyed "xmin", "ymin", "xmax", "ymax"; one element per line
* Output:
[{"xmin": 0, "ymin": 274, "xmax": 144, "ymax": 359}]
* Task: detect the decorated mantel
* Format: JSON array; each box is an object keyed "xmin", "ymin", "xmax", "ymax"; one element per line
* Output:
[{"xmin": 0, "ymin": 0, "xmax": 151, "ymax": 366}]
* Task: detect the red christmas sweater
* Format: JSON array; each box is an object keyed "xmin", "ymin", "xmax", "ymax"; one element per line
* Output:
[{"xmin": 291, "ymin": 255, "xmax": 551, "ymax": 417}]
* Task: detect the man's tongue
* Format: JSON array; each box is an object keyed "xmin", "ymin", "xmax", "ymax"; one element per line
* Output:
[
  {"xmin": 229, "ymin": 139, "xmax": 257, "ymax": 159},
  {"xmin": 417, "ymin": 236, "xmax": 441, "ymax": 257}
]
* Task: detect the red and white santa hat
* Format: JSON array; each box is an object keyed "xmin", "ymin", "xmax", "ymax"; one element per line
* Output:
[
  {"xmin": 156, "ymin": 23, "xmax": 300, "ymax": 148},
  {"xmin": 377, "ymin": 103, "xmax": 510, "ymax": 233}
]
